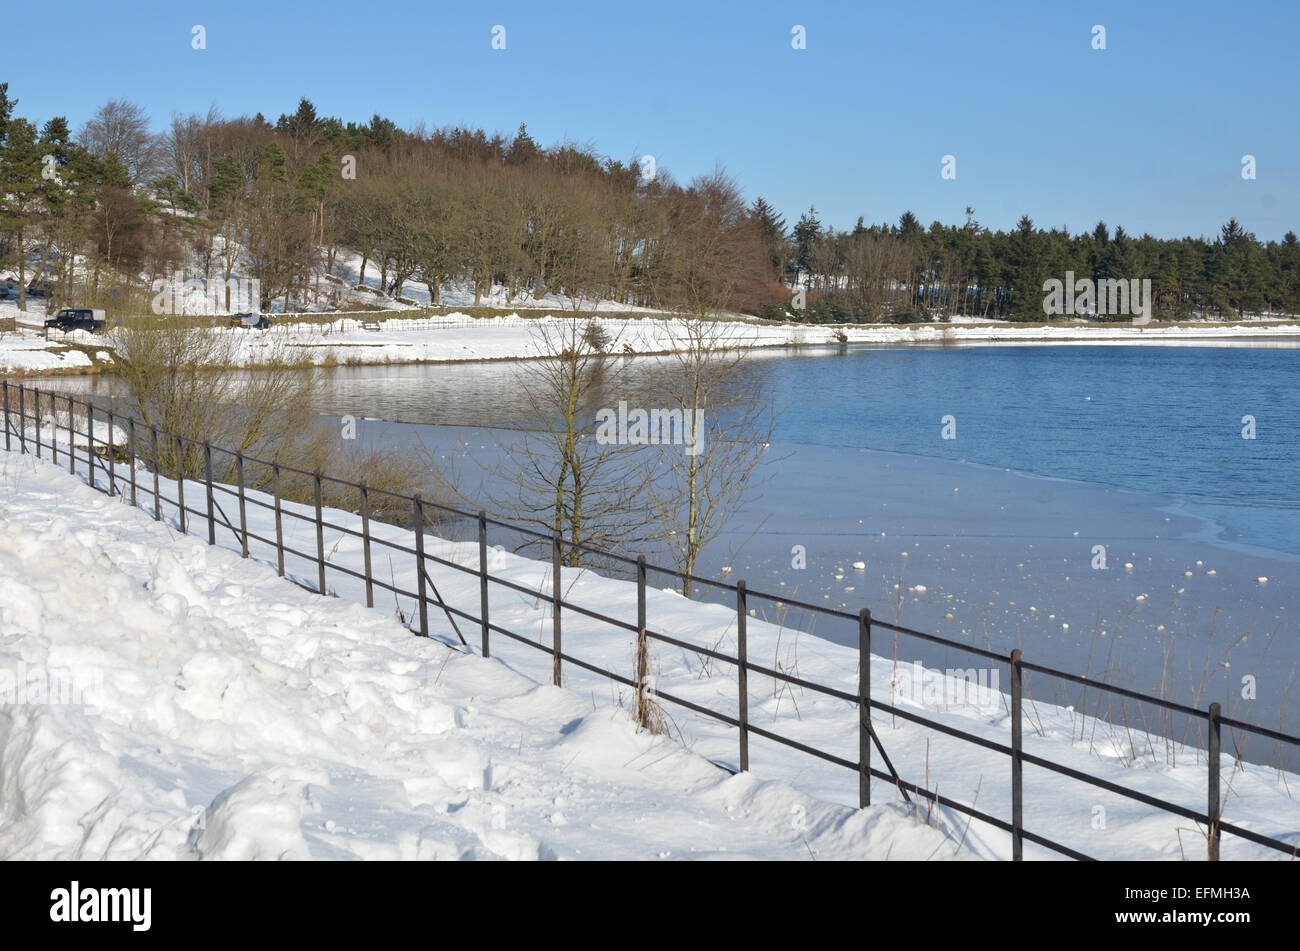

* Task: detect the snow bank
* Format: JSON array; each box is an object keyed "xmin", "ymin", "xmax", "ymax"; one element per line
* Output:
[
  {"xmin": 3, "ymin": 444, "xmax": 1297, "ymax": 859},
  {"xmin": 0, "ymin": 329, "xmax": 94, "ymax": 373},
  {"xmin": 0, "ymin": 455, "xmax": 950, "ymax": 860},
  {"xmin": 7, "ymin": 302, "xmax": 1300, "ymax": 375},
  {"xmin": 80, "ymin": 313, "xmax": 1300, "ymax": 370}
]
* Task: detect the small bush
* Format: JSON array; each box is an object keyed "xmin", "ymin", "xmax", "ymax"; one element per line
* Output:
[{"xmin": 582, "ymin": 322, "xmax": 612, "ymax": 352}]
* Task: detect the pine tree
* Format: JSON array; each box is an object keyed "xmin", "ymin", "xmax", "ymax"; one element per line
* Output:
[
  {"xmin": 1006, "ymin": 214, "xmax": 1041, "ymax": 319},
  {"xmin": 0, "ymin": 115, "xmax": 42, "ymax": 309},
  {"xmin": 748, "ymin": 196, "xmax": 787, "ymax": 280},
  {"xmin": 791, "ymin": 206, "xmax": 821, "ymax": 284}
]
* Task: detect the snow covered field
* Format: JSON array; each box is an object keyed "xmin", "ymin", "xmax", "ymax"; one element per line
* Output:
[
  {"xmin": 0, "ymin": 332, "xmax": 96, "ymax": 374},
  {"xmin": 5, "ymin": 296, "xmax": 1300, "ymax": 376},
  {"xmin": 0, "ymin": 451, "xmax": 950, "ymax": 860},
  {"xmin": 126, "ymin": 314, "xmax": 1300, "ymax": 369},
  {"xmin": 2, "ymin": 432, "xmax": 1297, "ymax": 860}
]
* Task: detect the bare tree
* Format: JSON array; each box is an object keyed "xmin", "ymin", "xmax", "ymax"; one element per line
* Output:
[
  {"xmin": 162, "ymin": 106, "xmax": 221, "ymax": 197},
  {"xmin": 111, "ymin": 315, "xmax": 431, "ymax": 520},
  {"xmin": 649, "ymin": 168, "xmax": 768, "ymax": 317},
  {"xmin": 111, "ymin": 316, "xmax": 305, "ymax": 476},
  {"xmin": 78, "ymin": 99, "xmax": 158, "ymax": 185},
  {"xmin": 644, "ymin": 319, "xmax": 777, "ymax": 596},
  {"xmin": 442, "ymin": 317, "xmax": 649, "ymax": 566}
]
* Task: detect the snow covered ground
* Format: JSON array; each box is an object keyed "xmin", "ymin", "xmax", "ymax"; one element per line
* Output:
[
  {"xmin": 0, "ymin": 451, "xmax": 951, "ymax": 860},
  {"xmin": 2, "ymin": 431, "xmax": 1297, "ymax": 860},
  {"xmin": 327, "ymin": 249, "xmax": 669, "ymax": 315},
  {"xmin": 6, "ymin": 289, "xmax": 1300, "ymax": 376},
  {"xmin": 0, "ymin": 330, "xmax": 97, "ymax": 374},
  {"xmin": 159, "ymin": 313, "xmax": 1300, "ymax": 370},
  {"xmin": 33, "ymin": 313, "xmax": 1300, "ymax": 372}
]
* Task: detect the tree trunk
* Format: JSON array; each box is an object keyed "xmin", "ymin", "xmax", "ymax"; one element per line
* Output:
[{"xmin": 17, "ymin": 226, "xmax": 26, "ymax": 312}]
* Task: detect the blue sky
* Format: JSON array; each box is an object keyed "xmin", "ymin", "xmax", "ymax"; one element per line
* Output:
[{"xmin": 10, "ymin": 0, "xmax": 1299, "ymax": 239}]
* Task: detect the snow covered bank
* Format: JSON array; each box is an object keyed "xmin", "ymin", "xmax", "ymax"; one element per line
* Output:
[
  {"xmin": 0, "ymin": 328, "xmax": 98, "ymax": 374},
  {"xmin": 8, "ymin": 310, "xmax": 1300, "ymax": 377},
  {"xmin": 2, "ymin": 441, "xmax": 1297, "ymax": 859},
  {"xmin": 173, "ymin": 314, "xmax": 1300, "ymax": 368},
  {"xmin": 0, "ymin": 454, "xmax": 950, "ymax": 860}
]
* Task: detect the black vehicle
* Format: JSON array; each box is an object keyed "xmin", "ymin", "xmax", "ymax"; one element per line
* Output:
[
  {"xmin": 228, "ymin": 312, "xmax": 271, "ymax": 329},
  {"xmin": 44, "ymin": 308, "xmax": 107, "ymax": 332}
]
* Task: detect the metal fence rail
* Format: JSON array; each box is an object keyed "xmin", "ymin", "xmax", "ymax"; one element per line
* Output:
[{"xmin": 2, "ymin": 378, "xmax": 1298, "ymax": 861}]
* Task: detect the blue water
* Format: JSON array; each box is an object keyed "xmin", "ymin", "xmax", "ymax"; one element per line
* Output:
[
  {"xmin": 751, "ymin": 345, "xmax": 1300, "ymax": 557},
  {"xmin": 60, "ymin": 343, "xmax": 1300, "ymax": 556},
  {"xmin": 57, "ymin": 344, "xmax": 1300, "ymax": 747}
]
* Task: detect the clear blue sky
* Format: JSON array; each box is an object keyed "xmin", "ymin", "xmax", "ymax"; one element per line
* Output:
[{"xmin": 11, "ymin": 0, "xmax": 1300, "ymax": 240}]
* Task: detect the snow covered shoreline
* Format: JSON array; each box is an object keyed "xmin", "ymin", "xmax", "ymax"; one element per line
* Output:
[
  {"xmin": 5, "ymin": 310, "xmax": 1300, "ymax": 377},
  {"xmin": 2, "ymin": 437, "xmax": 1297, "ymax": 860},
  {"xmin": 0, "ymin": 452, "xmax": 950, "ymax": 860}
]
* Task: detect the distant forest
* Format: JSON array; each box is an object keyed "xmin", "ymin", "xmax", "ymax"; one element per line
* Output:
[{"xmin": 1, "ymin": 86, "xmax": 1297, "ymax": 322}]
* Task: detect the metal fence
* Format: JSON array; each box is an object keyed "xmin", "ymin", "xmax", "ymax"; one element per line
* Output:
[{"xmin": 2, "ymin": 378, "xmax": 1297, "ymax": 861}]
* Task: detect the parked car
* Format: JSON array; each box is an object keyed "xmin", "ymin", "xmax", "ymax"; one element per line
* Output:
[
  {"xmin": 228, "ymin": 312, "xmax": 271, "ymax": 329},
  {"xmin": 44, "ymin": 308, "xmax": 107, "ymax": 333}
]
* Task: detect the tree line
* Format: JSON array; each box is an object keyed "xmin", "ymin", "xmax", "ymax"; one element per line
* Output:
[
  {"xmin": 767, "ymin": 207, "xmax": 1300, "ymax": 322},
  {"xmin": 0, "ymin": 89, "xmax": 774, "ymax": 317},
  {"xmin": 1, "ymin": 84, "xmax": 1296, "ymax": 322}
]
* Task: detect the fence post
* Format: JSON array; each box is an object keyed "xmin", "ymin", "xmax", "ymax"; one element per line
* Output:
[
  {"xmin": 86, "ymin": 400, "xmax": 95, "ymax": 484},
  {"xmin": 313, "ymin": 471, "xmax": 326, "ymax": 594},
  {"xmin": 34, "ymin": 388, "xmax": 43, "ymax": 462},
  {"xmin": 67, "ymin": 396, "xmax": 75, "ymax": 475},
  {"xmin": 43, "ymin": 391, "xmax": 52, "ymax": 463},
  {"xmin": 1010, "ymin": 648, "xmax": 1024, "ymax": 861},
  {"xmin": 738, "ymin": 580, "xmax": 749, "ymax": 772},
  {"xmin": 273, "ymin": 464, "xmax": 284, "ymax": 577},
  {"xmin": 552, "ymin": 532, "xmax": 562, "ymax": 686},
  {"xmin": 34, "ymin": 389, "xmax": 44, "ymax": 459},
  {"xmin": 107, "ymin": 409, "xmax": 116, "ymax": 496},
  {"xmin": 478, "ymin": 510, "xmax": 489, "ymax": 658},
  {"xmin": 46, "ymin": 392, "xmax": 56, "ymax": 466},
  {"xmin": 204, "ymin": 442, "xmax": 215, "ymax": 545},
  {"xmin": 49, "ymin": 393, "xmax": 59, "ymax": 467},
  {"xmin": 174, "ymin": 436, "xmax": 186, "ymax": 534},
  {"xmin": 150, "ymin": 426, "xmax": 160, "ymax": 519},
  {"xmin": 2, "ymin": 381, "xmax": 9, "ymax": 452},
  {"xmin": 235, "ymin": 452, "xmax": 248, "ymax": 557},
  {"xmin": 359, "ymin": 483, "xmax": 373, "ymax": 608},
  {"xmin": 413, "ymin": 495, "xmax": 429, "ymax": 637},
  {"xmin": 1208, "ymin": 702, "xmax": 1221, "ymax": 862},
  {"xmin": 127, "ymin": 419, "xmax": 137, "ymax": 508},
  {"xmin": 636, "ymin": 555, "xmax": 648, "ymax": 728},
  {"xmin": 47, "ymin": 391, "xmax": 57, "ymax": 467},
  {"xmin": 859, "ymin": 608, "xmax": 872, "ymax": 807},
  {"xmin": 19, "ymin": 384, "xmax": 26, "ymax": 453}
]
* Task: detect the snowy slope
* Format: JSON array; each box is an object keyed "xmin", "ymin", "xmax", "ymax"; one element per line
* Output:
[
  {"xmin": 85, "ymin": 313, "xmax": 1300, "ymax": 371},
  {"xmin": 8, "ymin": 294, "xmax": 1300, "ymax": 377},
  {"xmin": 0, "ymin": 453, "xmax": 951, "ymax": 860},
  {"xmin": 3, "ymin": 434, "xmax": 1299, "ymax": 860},
  {"xmin": 0, "ymin": 329, "xmax": 96, "ymax": 374}
]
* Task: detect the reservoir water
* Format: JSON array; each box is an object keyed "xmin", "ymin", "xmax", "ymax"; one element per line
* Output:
[{"xmin": 58, "ymin": 343, "xmax": 1300, "ymax": 749}]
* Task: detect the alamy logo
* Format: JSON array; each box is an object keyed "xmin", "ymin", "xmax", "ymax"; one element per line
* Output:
[
  {"xmin": 1042, "ymin": 270, "xmax": 1152, "ymax": 325},
  {"xmin": 893, "ymin": 661, "xmax": 1002, "ymax": 715},
  {"xmin": 151, "ymin": 270, "xmax": 260, "ymax": 315},
  {"xmin": 594, "ymin": 400, "xmax": 704, "ymax": 456},
  {"xmin": 0, "ymin": 663, "xmax": 102, "ymax": 711},
  {"xmin": 50, "ymin": 882, "xmax": 151, "ymax": 931}
]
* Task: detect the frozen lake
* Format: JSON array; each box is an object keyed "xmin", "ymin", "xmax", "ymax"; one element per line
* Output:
[{"xmin": 57, "ymin": 343, "xmax": 1300, "ymax": 757}]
